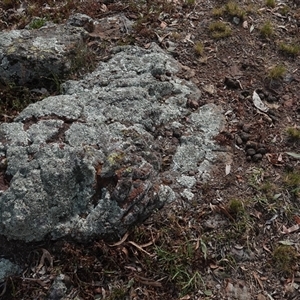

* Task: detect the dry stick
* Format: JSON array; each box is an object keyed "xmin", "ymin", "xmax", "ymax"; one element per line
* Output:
[
  {"xmin": 109, "ymin": 232, "xmax": 129, "ymax": 247},
  {"xmin": 134, "ymin": 274, "xmax": 162, "ymax": 287},
  {"xmin": 36, "ymin": 248, "xmax": 53, "ymax": 273},
  {"xmin": 0, "ymin": 281, "xmax": 7, "ymax": 297},
  {"xmin": 127, "ymin": 241, "xmax": 154, "ymax": 257}
]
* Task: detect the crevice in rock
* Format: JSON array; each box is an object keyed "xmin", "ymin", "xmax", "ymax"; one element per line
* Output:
[
  {"xmin": 45, "ymin": 123, "xmax": 71, "ymax": 144},
  {"xmin": 92, "ymin": 163, "xmax": 118, "ymax": 207},
  {"xmin": 22, "ymin": 115, "xmax": 84, "ymax": 131},
  {"xmin": 0, "ymin": 157, "xmax": 12, "ymax": 191}
]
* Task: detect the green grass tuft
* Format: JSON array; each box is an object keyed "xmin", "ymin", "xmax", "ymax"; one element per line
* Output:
[
  {"xmin": 272, "ymin": 245, "xmax": 298, "ymax": 275},
  {"xmin": 194, "ymin": 41, "xmax": 204, "ymax": 56},
  {"xmin": 209, "ymin": 21, "xmax": 232, "ymax": 39},
  {"xmin": 279, "ymin": 43, "xmax": 300, "ymax": 56},
  {"xmin": 260, "ymin": 21, "xmax": 274, "ymax": 38},
  {"xmin": 265, "ymin": 0, "xmax": 276, "ymax": 8},
  {"xmin": 268, "ymin": 64, "xmax": 286, "ymax": 79}
]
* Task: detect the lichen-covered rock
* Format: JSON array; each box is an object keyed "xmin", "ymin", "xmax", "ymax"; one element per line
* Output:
[
  {"xmin": 0, "ymin": 258, "xmax": 20, "ymax": 281},
  {"xmin": 0, "ymin": 43, "xmax": 225, "ymax": 242},
  {"xmin": 0, "ymin": 14, "xmax": 91, "ymax": 86}
]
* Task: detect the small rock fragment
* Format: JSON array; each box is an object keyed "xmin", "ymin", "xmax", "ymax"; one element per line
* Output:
[
  {"xmin": 246, "ymin": 148, "xmax": 256, "ymax": 156},
  {"xmin": 224, "ymin": 77, "xmax": 240, "ymax": 89},
  {"xmin": 240, "ymin": 132, "xmax": 250, "ymax": 142},
  {"xmin": 0, "ymin": 259, "xmax": 20, "ymax": 281},
  {"xmin": 186, "ymin": 99, "xmax": 199, "ymax": 110},
  {"xmin": 257, "ymin": 148, "xmax": 266, "ymax": 155},
  {"xmin": 252, "ymin": 153, "xmax": 263, "ymax": 162},
  {"xmin": 245, "ymin": 141, "xmax": 257, "ymax": 149},
  {"xmin": 235, "ymin": 135, "xmax": 243, "ymax": 145}
]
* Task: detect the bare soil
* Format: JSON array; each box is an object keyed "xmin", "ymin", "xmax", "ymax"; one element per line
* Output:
[{"xmin": 0, "ymin": 1, "xmax": 299, "ymax": 299}]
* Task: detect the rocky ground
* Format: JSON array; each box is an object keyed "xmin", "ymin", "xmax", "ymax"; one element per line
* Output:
[{"xmin": 0, "ymin": 0, "xmax": 299, "ymax": 299}]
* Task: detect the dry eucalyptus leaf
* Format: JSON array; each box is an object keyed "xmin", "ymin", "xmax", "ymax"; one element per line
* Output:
[
  {"xmin": 225, "ymin": 164, "xmax": 231, "ymax": 175},
  {"xmin": 253, "ymin": 90, "xmax": 269, "ymax": 112},
  {"xmin": 203, "ymin": 84, "xmax": 215, "ymax": 94},
  {"xmin": 242, "ymin": 20, "xmax": 248, "ymax": 28},
  {"xmin": 286, "ymin": 152, "xmax": 300, "ymax": 159}
]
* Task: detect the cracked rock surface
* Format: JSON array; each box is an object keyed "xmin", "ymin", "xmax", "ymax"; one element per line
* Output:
[{"xmin": 0, "ymin": 43, "xmax": 225, "ymax": 242}]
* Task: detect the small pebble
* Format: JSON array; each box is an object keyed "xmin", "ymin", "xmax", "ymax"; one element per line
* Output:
[
  {"xmin": 252, "ymin": 153, "xmax": 263, "ymax": 161},
  {"xmin": 245, "ymin": 141, "xmax": 257, "ymax": 149},
  {"xmin": 267, "ymin": 95, "xmax": 278, "ymax": 102},
  {"xmin": 247, "ymin": 148, "xmax": 256, "ymax": 156},
  {"xmin": 242, "ymin": 124, "xmax": 251, "ymax": 133},
  {"xmin": 224, "ymin": 77, "xmax": 240, "ymax": 89},
  {"xmin": 240, "ymin": 132, "xmax": 250, "ymax": 142},
  {"xmin": 233, "ymin": 17, "xmax": 240, "ymax": 25},
  {"xmin": 258, "ymin": 143, "xmax": 265, "ymax": 148},
  {"xmin": 235, "ymin": 135, "xmax": 243, "ymax": 145},
  {"xmin": 241, "ymin": 90, "xmax": 250, "ymax": 98},
  {"xmin": 173, "ymin": 129, "xmax": 182, "ymax": 138},
  {"xmin": 186, "ymin": 99, "xmax": 199, "ymax": 110},
  {"xmin": 257, "ymin": 148, "xmax": 266, "ymax": 155},
  {"xmin": 282, "ymin": 94, "xmax": 290, "ymax": 101}
]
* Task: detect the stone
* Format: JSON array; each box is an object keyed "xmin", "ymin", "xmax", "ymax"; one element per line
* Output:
[
  {"xmin": 252, "ymin": 153, "xmax": 263, "ymax": 162},
  {"xmin": 0, "ymin": 43, "xmax": 225, "ymax": 242},
  {"xmin": 0, "ymin": 14, "xmax": 91, "ymax": 87},
  {"xmin": 240, "ymin": 132, "xmax": 250, "ymax": 142},
  {"xmin": 235, "ymin": 135, "xmax": 243, "ymax": 145},
  {"xmin": 47, "ymin": 274, "xmax": 68, "ymax": 300},
  {"xmin": 0, "ymin": 258, "xmax": 20, "ymax": 282},
  {"xmin": 257, "ymin": 148, "xmax": 266, "ymax": 155},
  {"xmin": 246, "ymin": 148, "xmax": 256, "ymax": 156}
]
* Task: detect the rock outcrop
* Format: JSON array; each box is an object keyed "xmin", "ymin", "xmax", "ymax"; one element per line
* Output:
[
  {"xmin": 0, "ymin": 258, "xmax": 20, "ymax": 282},
  {"xmin": 0, "ymin": 42, "xmax": 225, "ymax": 242},
  {"xmin": 0, "ymin": 13, "xmax": 93, "ymax": 87}
]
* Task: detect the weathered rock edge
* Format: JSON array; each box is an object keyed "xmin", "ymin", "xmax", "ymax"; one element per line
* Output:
[
  {"xmin": 0, "ymin": 43, "xmax": 225, "ymax": 242},
  {"xmin": 0, "ymin": 13, "xmax": 93, "ymax": 87}
]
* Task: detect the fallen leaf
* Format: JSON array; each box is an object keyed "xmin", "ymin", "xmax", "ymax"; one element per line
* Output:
[
  {"xmin": 263, "ymin": 243, "xmax": 271, "ymax": 253},
  {"xmin": 179, "ymin": 295, "xmax": 190, "ymax": 300},
  {"xmin": 160, "ymin": 21, "xmax": 167, "ymax": 30},
  {"xmin": 257, "ymin": 293, "xmax": 267, "ymax": 300},
  {"xmin": 242, "ymin": 20, "xmax": 248, "ymax": 28},
  {"xmin": 225, "ymin": 164, "xmax": 231, "ymax": 175},
  {"xmin": 253, "ymin": 90, "xmax": 269, "ymax": 112},
  {"xmin": 278, "ymin": 240, "xmax": 295, "ymax": 245},
  {"xmin": 286, "ymin": 152, "xmax": 300, "ymax": 159},
  {"xmin": 182, "ymin": 33, "xmax": 194, "ymax": 44},
  {"xmin": 294, "ymin": 215, "xmax": 300, "ymax": 224},
  {"xmin": 36, "ymin": 248, "xmax": 53, "ymax": 273},
  {"xmin": 203, "ymin": 84, "xmax": 215, "ymax": 94},
  {"xmin": 252, "ymin": 272, "xmax": 264, "ymax": 290},
  {"xmin": 281, "ymin": 224, "xmax": 299, "ymax": 234},
  {"xmin": 154, "ymin": 32, "xmax": 170, "ymax": 43},
  {"xmin": 100, "ymin": 4, "xmax": 108, "ymax": 12}
]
